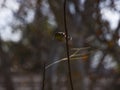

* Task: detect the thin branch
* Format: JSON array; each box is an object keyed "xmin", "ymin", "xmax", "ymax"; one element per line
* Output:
[
  {"xmin": 45, "ymin": 54, "xmax": 86, "ymax": 69},
  {"xmin": 96, "ymin": 52, "xmax": 107, "ymax": 71},
  {"xmin": 63, "ymin": 0, "xmax": 74, "ymax": 89},
  {"xmin": 46, "ymin": 49, "xmax": 80, "ymax": 69},
  {"xmin": 41, "ymin": 63, "xmax": 46, "ymax": 90},
  {"xmin": 71, "ymin": 46, "xmax": 90, "ymax": 50},
  {"xmin": 45, "ymin": 48, "xmax": 96, "ymax": 69},
  {"xmin": 45, "ymin": 54, "xmax": 88, "ymax": 69}
]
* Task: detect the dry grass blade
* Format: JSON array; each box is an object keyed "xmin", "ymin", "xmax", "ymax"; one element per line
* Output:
[
  {"xmin": 45, "ymin": 47, "xmax": 95, "ymax": 69},
  {"xmin": 71, "ymin": 47, "xmax": 91, "ymax": 50}
]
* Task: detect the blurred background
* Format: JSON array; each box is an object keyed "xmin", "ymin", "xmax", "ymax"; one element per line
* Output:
[{"xmin": 0, "ymin": 0, "xmax": 120, "ymax": 90}]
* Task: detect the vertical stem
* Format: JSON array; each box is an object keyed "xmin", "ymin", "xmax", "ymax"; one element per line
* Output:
[
  {"xmin": 63, "ymin": 0, "xmax": 74, "ymax": 90},
  {"xmin": 42, "ymin": 63, "xmax": 46, "ymax": 90}
]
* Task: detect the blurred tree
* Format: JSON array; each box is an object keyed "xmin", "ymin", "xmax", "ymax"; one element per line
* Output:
[{"xmin": 0, "ymin": 0, "xmax": 120, "ymax": 90}]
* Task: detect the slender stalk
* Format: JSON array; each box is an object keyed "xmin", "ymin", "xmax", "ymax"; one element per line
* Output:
[
  {"xmin": 45, "ymin": 49, "xmax": 95, "ymax": 69},
  {"xmin": 45, "ymin": 49, "xmax": 80, "ymax": 69},
  {"xmin": 63, "ymin": 0, "xmax": 74, "ymax": 90},
  {"xmin": 42, "ymin": 63, "xmax": 46, "ymax": 90}
]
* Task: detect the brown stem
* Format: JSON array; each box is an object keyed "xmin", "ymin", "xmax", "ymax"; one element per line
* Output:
[
  {"xmin": 63, "ymin": 0, "xmax": 74, "ymax": 90},
  {"xmin": 41, "ymin": 63, "xmax": 46, "ymax": 90}
]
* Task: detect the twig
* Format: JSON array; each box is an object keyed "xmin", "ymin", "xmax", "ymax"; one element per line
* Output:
[
  {"xmin": 63, "ymin": 0, "xmax": 74, "ymax": 89},
  {"xmin": 41, "ymin": 63, "xmax": 46, "ymax": 90},
  {"xmin": 45, "ymin": 49, "xmax": 96, "ymax": 69},
  {"xmin": 45, "ymin": 49, "xmax": 80, "ymax": 69},
  {"xmin": 71, "ymin": 47, "xmax": 90, "ymax": 50}
]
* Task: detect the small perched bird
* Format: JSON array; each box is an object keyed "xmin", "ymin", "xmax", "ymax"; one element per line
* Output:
[{"xmin": 54, "ymin": 32, "xmax": 72, "ymax": 42}]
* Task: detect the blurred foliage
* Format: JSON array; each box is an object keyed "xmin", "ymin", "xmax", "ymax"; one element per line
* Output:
[{"xmin": 0, "ymin": 0, "xmax": 120, "ymax": 90}]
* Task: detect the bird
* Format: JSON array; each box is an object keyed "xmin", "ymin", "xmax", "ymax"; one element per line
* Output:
[{"xmin": 54, "ymin": 32, "xmax": 72, "ymax": 42}]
